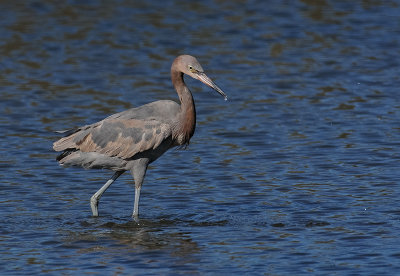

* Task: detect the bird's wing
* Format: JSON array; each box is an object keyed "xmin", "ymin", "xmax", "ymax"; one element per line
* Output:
[{"xmin": 53, "ymin": 118, "xmax": 173, "ymax": 159}]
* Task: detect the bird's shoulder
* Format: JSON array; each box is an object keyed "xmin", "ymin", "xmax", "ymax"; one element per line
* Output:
[{"xmin": 106, "ymin": 100, "xmax": 180, "ymax": 123}]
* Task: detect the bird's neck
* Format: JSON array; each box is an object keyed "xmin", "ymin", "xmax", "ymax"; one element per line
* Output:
[{"xmin": 171, "ymin": 70, "xmax": 196, "ymax": 145}]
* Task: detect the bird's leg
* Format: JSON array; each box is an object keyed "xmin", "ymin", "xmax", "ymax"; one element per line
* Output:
[
  {"xmin": 130, "ymin": 159, "xmax": 149, "ymax": 220},
  {"xmin": 133, "ymin": 186, "xmax": 141, "ymax": 222},
  {"xmin": 90, "ymin": 170, "xmax": 124, "ymax": 216}
]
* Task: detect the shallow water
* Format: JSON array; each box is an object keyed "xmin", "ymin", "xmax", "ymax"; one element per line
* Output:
[{"xmin": 1, "ymin": 0, "xmax": 400, "ymax": 274}]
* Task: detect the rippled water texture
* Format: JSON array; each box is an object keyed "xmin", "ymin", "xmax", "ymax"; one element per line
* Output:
[{"xmin": 1, "ymin": 0, "xmax": 400, "ymax": 274}]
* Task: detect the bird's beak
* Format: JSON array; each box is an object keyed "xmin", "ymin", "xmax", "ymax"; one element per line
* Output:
[{"xmin": 196, "ymin": 72, "xmax": 228, "ymax": 100}]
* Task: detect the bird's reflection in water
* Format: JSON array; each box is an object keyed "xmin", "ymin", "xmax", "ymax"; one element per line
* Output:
[{"xmin": 60, "ymin": 217, "xmax": 202, "ymax": 268}]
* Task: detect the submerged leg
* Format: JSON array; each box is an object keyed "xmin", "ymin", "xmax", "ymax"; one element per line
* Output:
[
  {"xmin": 90, "ymin": 170, "xmax": 124, "ymax": 216},
  {"xmin": 130, "ymin": 159, "xmax": 149, "ymax": 220}
]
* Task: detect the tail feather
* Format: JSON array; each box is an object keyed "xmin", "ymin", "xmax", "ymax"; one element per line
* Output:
[
  {"xmin": 54, "ymin": 128, "xmax": 77, "ymax": 136},
  {"xmin": 53, "ymin": 134, "xmax": 78, "ymax": 151},
  {"xmin": 56, "ymin": 149, "xmax": 77, "ymax": 161},
  {"xmin": 53, "ymin": 126, "xmax": 85, "ymax": 151}
]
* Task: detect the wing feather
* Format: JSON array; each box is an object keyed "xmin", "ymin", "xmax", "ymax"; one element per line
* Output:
[{"xmin": 53, "ymin": 119, "xmax": 172, "ymax": 159}]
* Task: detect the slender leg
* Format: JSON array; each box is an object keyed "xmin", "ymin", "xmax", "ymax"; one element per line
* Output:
[
  {"xmin": 132, "ymin": 186, "xmax": 141, "ymax": 221},
  {"xmin": 90, "ymin": 171, "xmax": 124, "ymax": 216},
  {"xmin": 130, "ymin": 159, "xmax": 149, "ymax": 220}
]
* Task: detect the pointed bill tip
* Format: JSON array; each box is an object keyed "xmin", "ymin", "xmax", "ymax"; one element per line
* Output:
[{"xmin": 196, "ymin": 72, "xmax": 228, "ymax": 100}]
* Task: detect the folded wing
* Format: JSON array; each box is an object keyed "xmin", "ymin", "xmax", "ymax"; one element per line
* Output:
[{"xmin": 53, "ymin": 118, "xmax": 172, "ymax": 159}]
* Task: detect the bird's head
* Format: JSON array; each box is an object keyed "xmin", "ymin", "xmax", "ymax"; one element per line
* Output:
[{"xmin": 173, "ymin": 55, "xmax": 228, "ymax": 100}]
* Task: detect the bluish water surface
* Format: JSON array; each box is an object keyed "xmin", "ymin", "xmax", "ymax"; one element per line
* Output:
[{"xmin": 1, "ymin": 0, "xmax": 400, "ymax": 274}]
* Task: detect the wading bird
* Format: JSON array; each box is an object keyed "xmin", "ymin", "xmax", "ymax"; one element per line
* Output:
[{"xmin": 53, "ymin": 55, "xmax": 227, "ymax": 219}]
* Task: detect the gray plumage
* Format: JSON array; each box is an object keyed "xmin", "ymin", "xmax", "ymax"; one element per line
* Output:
[{"xmin": 53, "ymin": 55, "xmax": 227, "ymax": 219}]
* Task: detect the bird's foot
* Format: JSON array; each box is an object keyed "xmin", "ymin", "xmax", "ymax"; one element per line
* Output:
[{"xmin": 132, "ymin": 213, "xmax": 139, "ymax": 223}]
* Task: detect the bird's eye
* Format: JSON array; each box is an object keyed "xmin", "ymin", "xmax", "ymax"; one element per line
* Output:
[{"xmin": 189, "ymin": 65, "xmax": 197, "ymax": 73}]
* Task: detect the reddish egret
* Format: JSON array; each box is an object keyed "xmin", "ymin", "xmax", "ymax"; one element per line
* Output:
[{"xmin": 53, "ymin": 55, "xmax": 227, "ymax": 219}]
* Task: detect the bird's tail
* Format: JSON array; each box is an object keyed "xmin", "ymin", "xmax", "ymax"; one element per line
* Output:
[
  {"xmin": 53, "ymin": 127, "xmax": 81, "ymax": 151},
  {"xmin": 54, "ymin": 128, "xmax": 77, "ymax": 136},
  {"xmin": 56, "ymin": 148, "xmax": 77, "ymax": 161}
]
